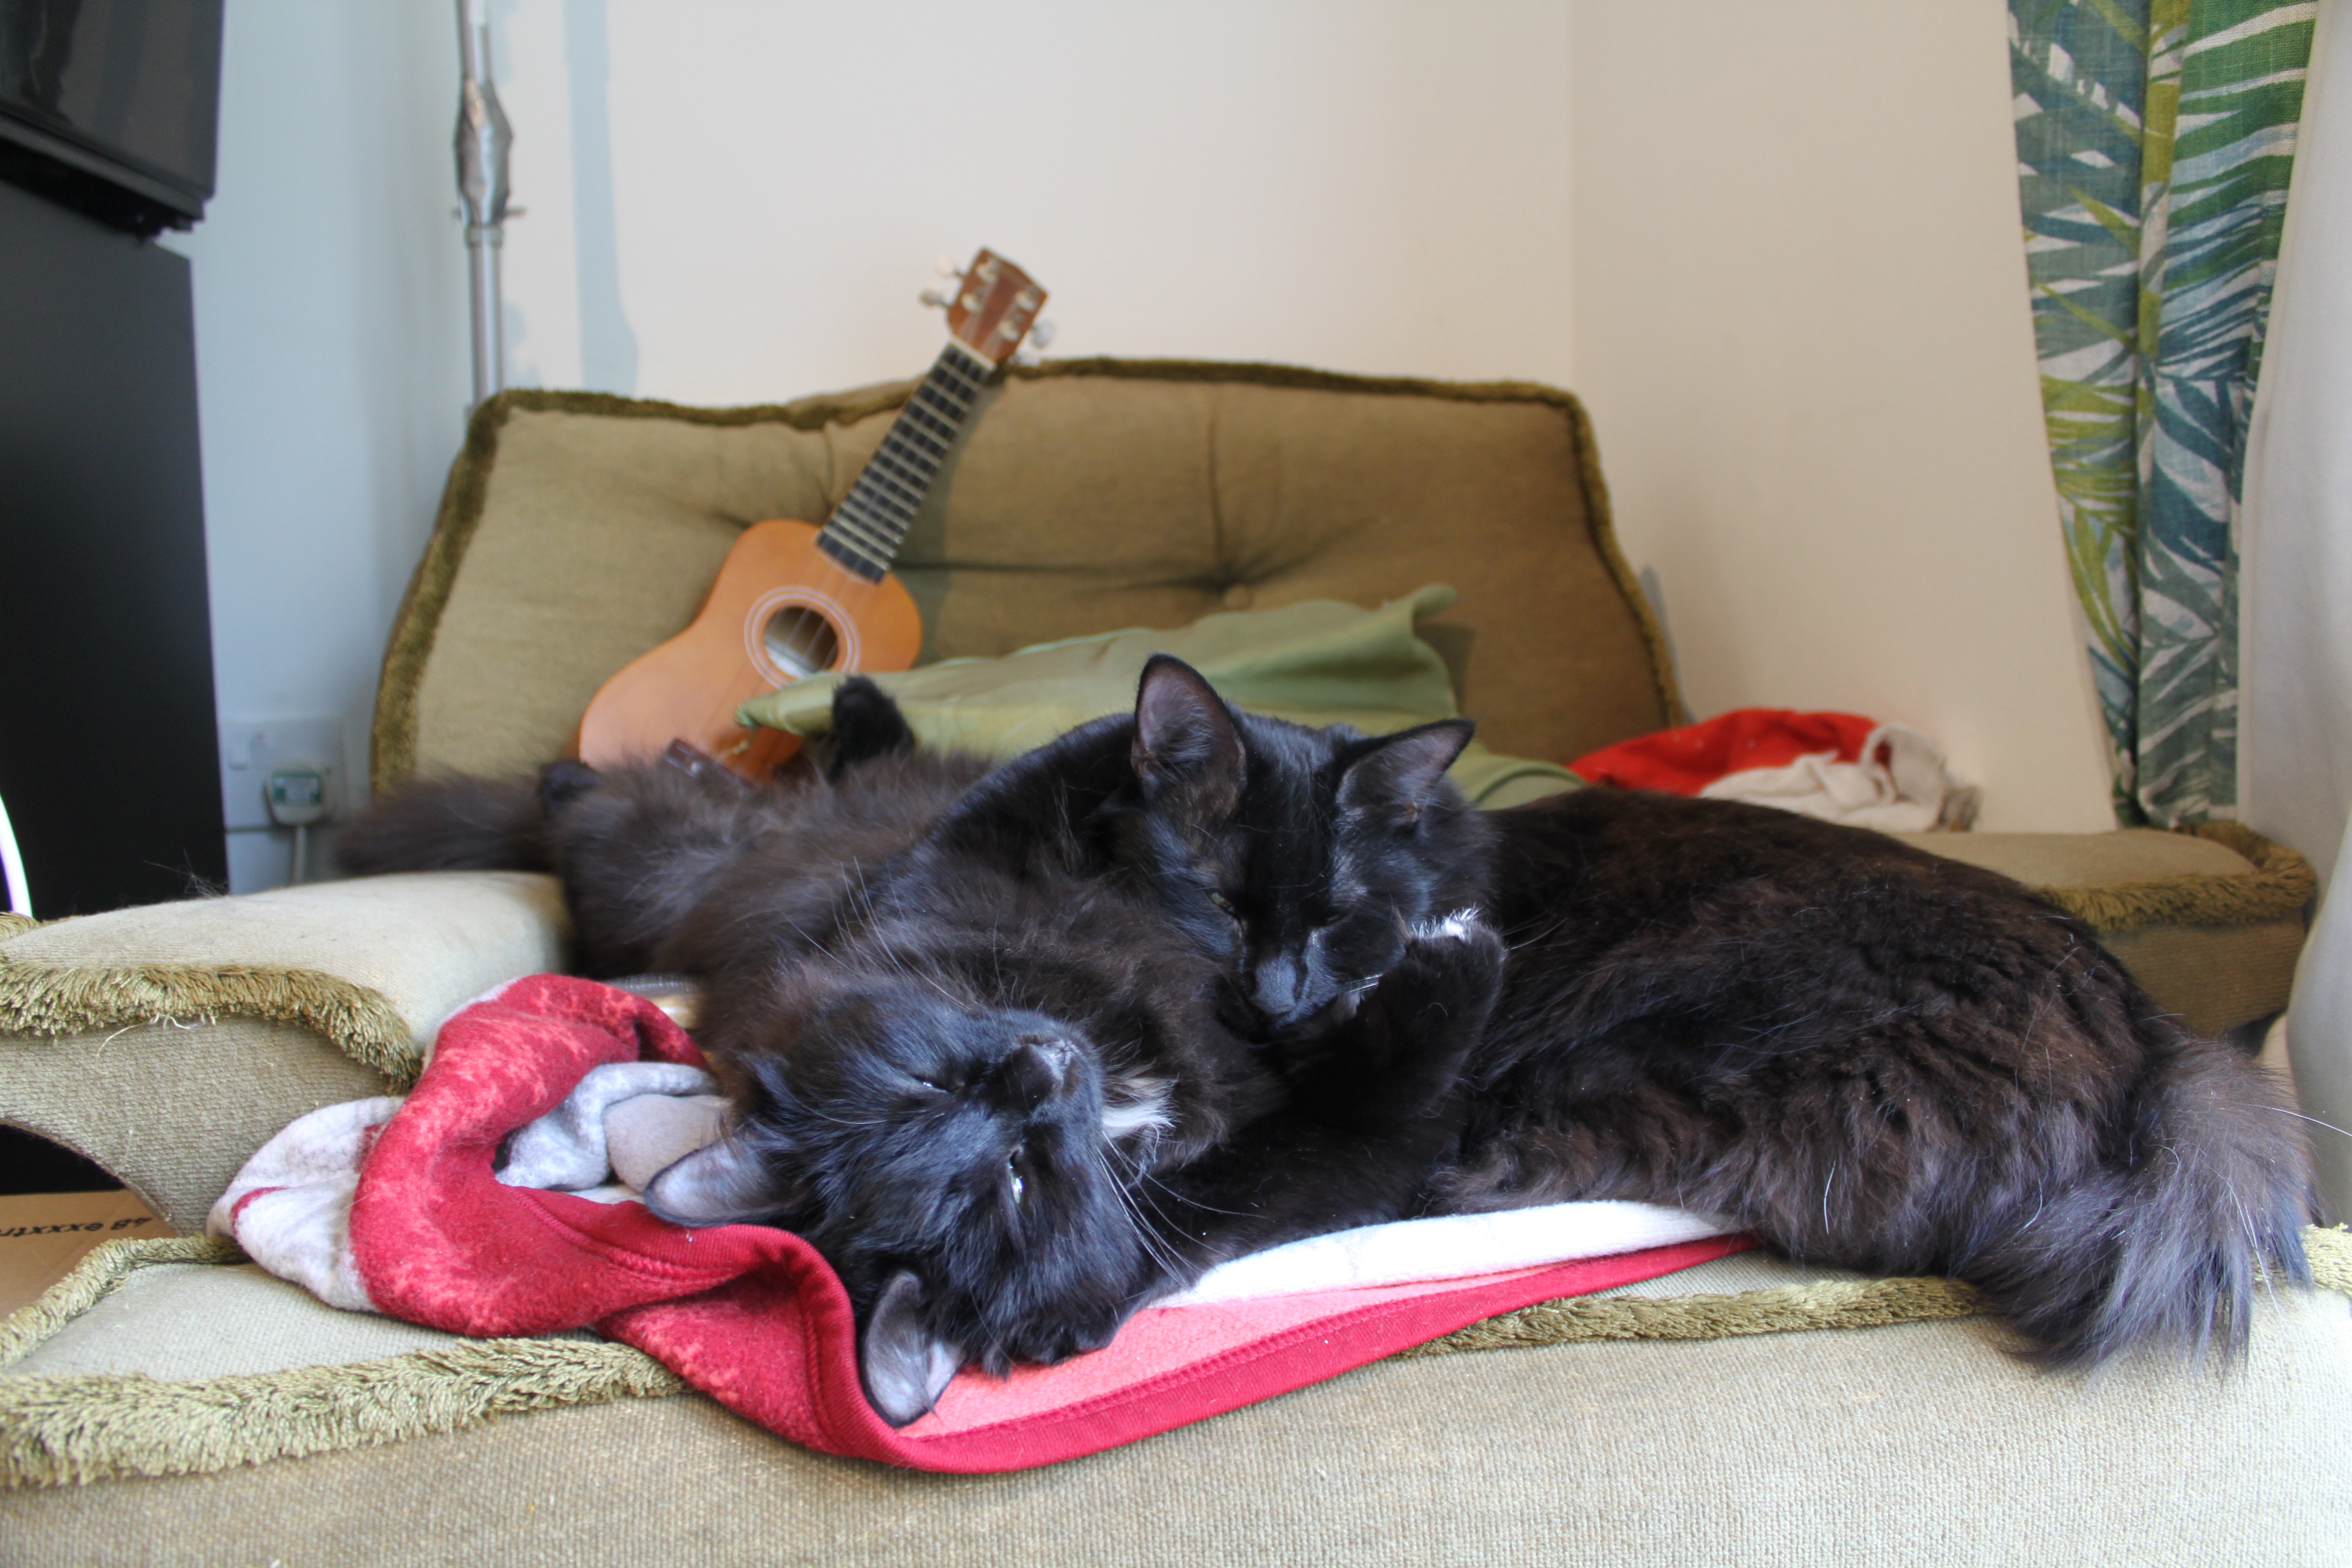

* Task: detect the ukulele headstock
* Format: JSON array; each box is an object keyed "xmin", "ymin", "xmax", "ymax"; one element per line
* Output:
[{"xmin": 941, "ymin": 249, "xmax": 1048, "ymax": 366}]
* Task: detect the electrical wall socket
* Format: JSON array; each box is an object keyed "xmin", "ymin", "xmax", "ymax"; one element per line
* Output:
[{"xmin": 220, "ymin": 717, "xmax": 344, "ymax": 832}]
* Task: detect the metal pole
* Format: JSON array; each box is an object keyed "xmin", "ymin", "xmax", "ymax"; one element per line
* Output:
[{"xmin": 455, "ymin": 0, "xmax": 512, "ymax": 411}]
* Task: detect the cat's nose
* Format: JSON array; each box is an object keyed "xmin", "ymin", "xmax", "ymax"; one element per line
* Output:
[
  {"xmin": 998, "ymin": 1037, "xmax": 1075, "ymax": 1109},
  {"xmin": 1252, "ymin": 956, "xmax": 1306, "ymax": 1020}
]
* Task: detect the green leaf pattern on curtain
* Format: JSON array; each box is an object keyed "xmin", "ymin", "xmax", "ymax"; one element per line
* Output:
[{"xmin": 2009, "ymin": 0, "xmax": 2312, "ymax": 825}]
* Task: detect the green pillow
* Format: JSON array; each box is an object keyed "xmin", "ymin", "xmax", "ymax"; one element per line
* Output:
[{"xmin": 738, "ymin": 584, "xmax": 1579, "ymax": 809}]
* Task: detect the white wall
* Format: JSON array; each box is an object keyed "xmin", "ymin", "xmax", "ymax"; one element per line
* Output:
[
  {"xmin": 168, "ymin": 1, "xmax": 470, "ymax": 890},
  {"xmin": 492, "ymin": 0, "xmax": 1577, "ymax": 399},
  {"xmin": 183, "ymin": 0, "xmax": 2114, "ymax": 894},
  {"xmin": 1567, "ymin": 1, "xmax": 2115, "ymax": 832},
  {"xmin": 2242, "ymin": 0, "xmax": 2352, "ymax": 1214},
  {"xmin": 2245, "ymin": 0, "xmax": 2352, "ymax": 890}
]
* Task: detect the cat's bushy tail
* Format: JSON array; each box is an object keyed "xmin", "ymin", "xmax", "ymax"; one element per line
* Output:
[
  {"xmin": 1970, "ymin": 1023, "xmax": 2311, "ymax": 1368},
  {"xmin": 336, "ymin": 771, "xmax": 565, "ymax": 875}
]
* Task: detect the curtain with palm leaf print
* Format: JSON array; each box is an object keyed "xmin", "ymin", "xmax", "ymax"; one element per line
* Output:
[{"xmin": 2010, "ymin": 0, "xmax": 2313, "ymax": 826}]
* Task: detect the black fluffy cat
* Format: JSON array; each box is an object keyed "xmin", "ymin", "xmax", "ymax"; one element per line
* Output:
[
  {"xmin": 341, "ymin": 664, "xmax": 1486, "ymax": 1421},
  {"xmin": 339, "ymin": 679, "xmax": 984, "ymax": 978}
]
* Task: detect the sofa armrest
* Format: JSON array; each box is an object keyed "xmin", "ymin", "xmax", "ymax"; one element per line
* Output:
[
  {"xmin": 1893, "ymin": 824, "xmax": 2314, "ymax": 1038},
  {"xmin": 0, "ymin": 873, "xmax": 566, "ymax": 1229}
]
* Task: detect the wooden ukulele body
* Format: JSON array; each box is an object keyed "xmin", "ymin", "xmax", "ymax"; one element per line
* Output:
[
  {"xmin": 571, "ymin": 247, "xmax": 1044, "ymax": 780},
  {"xmin": 576, "ymin": 518, "xmax": 923, "ymax": 776}
]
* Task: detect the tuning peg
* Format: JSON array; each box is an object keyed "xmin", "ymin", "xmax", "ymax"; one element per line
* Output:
[
  {"xmin": 919, "ymin": 286, "xmax": 953, "ymax": 310},
  {"xmin": 1029, "ymin": 319, "xmax": 1057, "ymax": 350},
  {"xmin": 934, "ymin": 252, "xmax": 964, "ymax": 278}
]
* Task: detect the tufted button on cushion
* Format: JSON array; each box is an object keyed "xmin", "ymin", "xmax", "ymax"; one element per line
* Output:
[{"xmin": 1221, "ymin": 583, "xmax": 1256, "ymax": 611}]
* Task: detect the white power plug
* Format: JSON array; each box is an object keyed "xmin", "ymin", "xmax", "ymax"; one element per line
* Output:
[
  {"xmin": 266, "ymin": 763, "xmax": 331, "ymax": 882},
  {"xmin": 265, "ymin": 764, "xmax": 330, "ymax": 827}
]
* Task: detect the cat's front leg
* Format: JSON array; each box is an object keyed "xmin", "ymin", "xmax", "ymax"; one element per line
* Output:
[
  {"xmin": 1124, "ymin": 925, "xmax": 1503, "ymax": 1302},
  {"xmin": 1279, "ymin": 916, "xmax": 1507, "ymax": 1132}
]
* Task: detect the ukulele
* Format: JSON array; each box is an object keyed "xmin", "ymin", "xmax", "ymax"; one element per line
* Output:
[{"xmin": 575, "ymin": 248, "xmax": 1048, "ymax": 777}]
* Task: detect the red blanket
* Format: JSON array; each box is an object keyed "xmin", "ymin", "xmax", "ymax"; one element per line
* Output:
[
  {"xmin": 347, "ymin": 974, "xmax": 1746, "ymax": 1471},
  {"xmin": 1569, "ymin": 708, "xmax": 1879, "ymax": 794}
]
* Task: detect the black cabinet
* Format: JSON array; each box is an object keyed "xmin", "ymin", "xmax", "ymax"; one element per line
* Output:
[{"xmin": 0, "ymin": 176, "xmax": 225, "ymax": 914}]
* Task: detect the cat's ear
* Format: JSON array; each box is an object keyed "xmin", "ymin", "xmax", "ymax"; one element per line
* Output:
[
  {"xmin": 861, "ymin": 1270, "xmax": 965, "ymax": 1426},
  {"xmin": 1338, "ymin": 719, "xmax": 1475, "ymax": 826},
  {"xmin": 640, "ymin": 1134, "xmax": 798, "ymax": 1227},
  {"xmin": 1131, "ymin": 655, "xmax": 1245, "ymax": 811}
]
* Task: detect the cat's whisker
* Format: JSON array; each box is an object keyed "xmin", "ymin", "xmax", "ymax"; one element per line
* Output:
[
  {"xmin": 1093, "ymin": 1140, "xmax": 1186, "ymax": 1284},
  {"xmin": 1135, "ymin": 1165, "xmax": 1250, "ymax": 1220},
  {"xmin": 2254, "ymin": 1106, "xmax": 2352, "ymax": 1142}
]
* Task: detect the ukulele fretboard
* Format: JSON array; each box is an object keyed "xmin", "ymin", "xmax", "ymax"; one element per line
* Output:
[{"xmin": 817, "ymin": 341, "xmax": 995, "ymax": 582}]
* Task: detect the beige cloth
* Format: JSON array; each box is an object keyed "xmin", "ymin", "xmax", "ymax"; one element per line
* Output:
[{"xmin": 1, "ymin": 362, "xmax": 2332, "ymax": 1564}]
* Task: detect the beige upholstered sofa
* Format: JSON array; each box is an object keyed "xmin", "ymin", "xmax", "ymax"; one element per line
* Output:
[{"xmin": 1, "ymin": 362, "xmax": 2345, "ymax": 1564}]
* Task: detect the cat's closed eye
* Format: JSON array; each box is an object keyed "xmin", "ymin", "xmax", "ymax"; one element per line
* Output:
[{"xmin": 1206, "ymin": 889, "xmax": 1243, "ymax": 920}]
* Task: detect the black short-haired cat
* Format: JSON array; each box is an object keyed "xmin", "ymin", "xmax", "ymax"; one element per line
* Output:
[
  {"xmin": 1115, "ymin": 681, "xmax": 2311, "ymax": 1368},
  {"xmin": 754, "ymin": 668, "xmax": 2310, "ymax": 1381}
]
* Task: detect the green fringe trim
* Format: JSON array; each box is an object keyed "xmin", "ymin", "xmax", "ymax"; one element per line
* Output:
[
  {"xmin": 2307, "ymin": 1225, "xmax": 2352, "ymax": 1295},
  {"xmin": 0, "ymin": 1338, "xmax": 684, "ymax": 1489},
  {"xmin": 1411, "ymin": 1225, "xmax": 2352, "ymax": 1359},
  {"xmin": 1401, "ymin": 1273, "xmax": 1986, "ymax": 1356},
  {"xmin": 2030, "ymin": 822, "xmax": 2317, "ymax": 936},
  {"xmin": 0, "ymin": 1236, "xmax": 682, "ymax": 1488},
  {"xmin": 0, "ymin": 1236, "xmax": 244, "ymax": 1372},
  {"xmin": 0, "ymin": 915, "xmax": 34, "ymax": 941},
  {"xmin": 0, "ymin": 943, "xmax": 421, "ymax": 1088},
  {"xmin": 371, "ymin": 361, "xmax": 1684, "ymax": 787},
  {"xmin": 4, "ymin": 1228, "xmax": 2346, "ymax": 1488}
]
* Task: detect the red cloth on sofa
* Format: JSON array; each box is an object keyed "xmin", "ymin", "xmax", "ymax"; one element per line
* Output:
[
  {"xmin": 1569, "ymin": 708, "xmax": 1879, "ymax": 795},
  {"xmin": 348, "ymin": 974, "xmax": 1747, "ymax": 1472}
]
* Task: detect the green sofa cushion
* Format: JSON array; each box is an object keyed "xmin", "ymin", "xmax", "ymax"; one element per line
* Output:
[{"xmin": 377, "ymin": 366, "xmax": 1677, "ymax": 787}]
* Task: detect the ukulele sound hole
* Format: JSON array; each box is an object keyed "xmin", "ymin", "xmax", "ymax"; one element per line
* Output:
[{"xmin": 762, "ymin": 605, "xmax": 842, "ymax": 679}]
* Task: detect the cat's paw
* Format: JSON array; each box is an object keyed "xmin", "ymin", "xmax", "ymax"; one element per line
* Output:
[
  {"xmin": 1408, "ymin": 909, "xmax": 1490, "ymax": 944},
  {"xmin": 1394, "ymin": 913, "xmax": 1507, "ymax": 1004},
  {"xmin": 1304, "ymin": 916, "xmax": 1503, "ymax": 1114}
]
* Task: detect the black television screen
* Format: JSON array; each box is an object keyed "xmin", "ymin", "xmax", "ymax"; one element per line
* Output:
[{"xmin": 0, "ymin": 0, "xmax": 223, "ymax": 235}]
